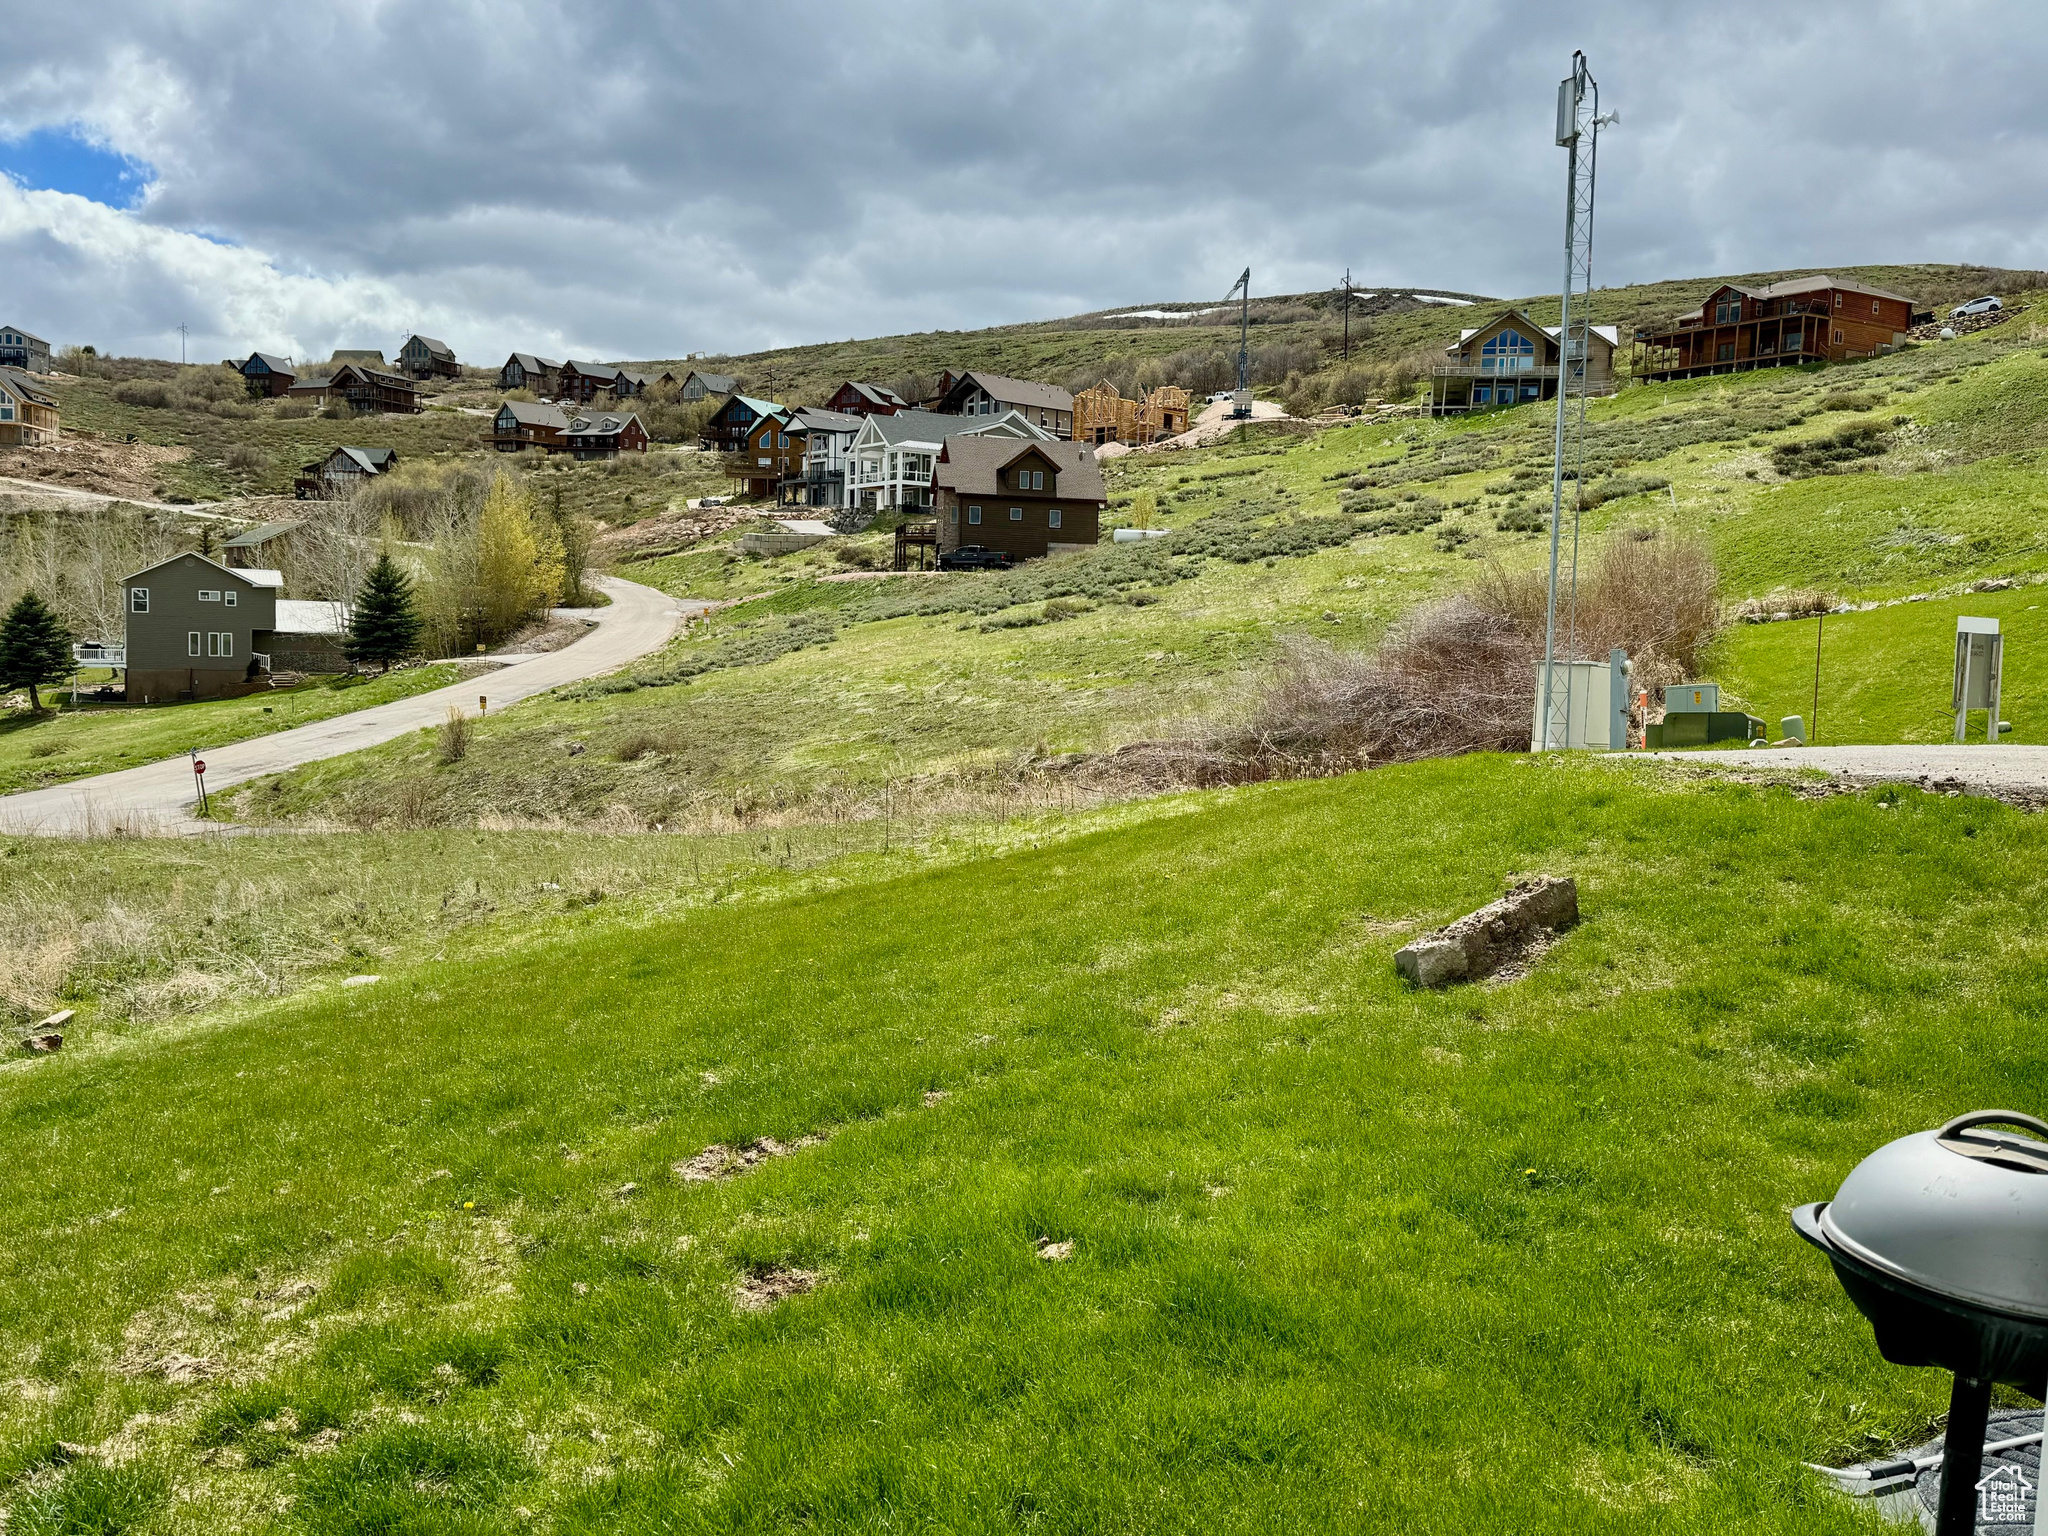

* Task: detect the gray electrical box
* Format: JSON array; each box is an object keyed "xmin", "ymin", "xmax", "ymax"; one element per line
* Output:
[
  {"xmin": 1953, "ymin": 616, "xmax": 2004, "ymax": 743},
  {"xmin": 1556, "ymin": 76, "xmax": 1581, "ymax": 146},
  {"xmin": 1663, "ymin": 683, "xmax": 1719, "ymax": 714}
]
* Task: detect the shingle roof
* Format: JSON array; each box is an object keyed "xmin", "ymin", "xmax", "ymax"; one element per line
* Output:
[
  {"xmin": 243, "ymin": 352, "xmax": 295, "ymax": 375},
  {"xmin": 933, "ymin": 437, "xmax": 1106, "ymax": 502},
  {"xmin": 686, "ymin": 371, "xmax": 738, "ymax": 394},
  {"xmin": 861, "ymin": 407, "xmax": 1050, "ymax": 448},
  {"xmin": 406, "ymin": 335, "xmax": 455, "ymax": 358},
  {"xmin": 943, "ymin": 371, "xmax": 1074, "ymax": 414},
  {"xmin": 1, "ymin": 325, "xmax": 48, "ymax": 346},
  {"xmin": 303, "ymin": 446, "xmax": 397, "ymax": 475},
  {"xmin": 495, "ymin": 401, "xmax": 569, "ymax": 429},
  {"xmin": 1755, "ymin": 273, "xmax": 1912, "ymax": 304},
  {"xmin": 564, "ymin": 412, "xmax": 643, "ymax": 438},
  {"xmin": 505, "ymin": 353, "xmax": 561, "ymax": 374},
  {"xmin": 222, "ymin": 520, "xmax": 302, "ymax": 548},
  {"xmin": 0, "ymin": 366, "xmax": 57, "ymax": 406},
  {"xmin": 843, "ymin": 380, "xmax": 908, "ymax": 408},
  {"xmin": 725, "ymin": 394, "xmax": 785, "ymax": 419},
  {"xmin": 562, "ymin": 360, "xmax": 624, "ymax": 381},
  {"xmin": 330, "ymin": 349, "xmax": 386, "ymax": 365},
  {"xmin": 787, "ymin": 406, "xmax": 865, "ymax": 435}
]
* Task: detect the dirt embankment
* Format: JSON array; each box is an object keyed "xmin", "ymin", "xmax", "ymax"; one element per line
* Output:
[
  {"xmin": 594, "ymin": 504, "xmax": 760, "ymax": 561},
  {"xmin": 0, "ymin": 434, "xmax": 195, "ymax": 502}
]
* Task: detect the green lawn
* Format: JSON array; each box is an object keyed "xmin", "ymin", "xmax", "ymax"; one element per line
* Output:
[
  {"xmin": 1715, "ymin": 585, "xmax": 2046, "ymax": 743},
  {"xmin": 3, "ymin": 757, "xmax": 2042, "ymax": 1531},
  {"xmin": 0, "ymin": 666, "xmax": 462, "ymax": 796}
]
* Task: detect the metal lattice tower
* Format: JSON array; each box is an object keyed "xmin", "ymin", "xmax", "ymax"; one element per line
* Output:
[
  {"xmin": 1537, "ymin": 51, "xmax": 1606, "ymax": 751},
  {"xmin": 1225, "ymin": 267, "xmax": 1252, "ymax": 415}
]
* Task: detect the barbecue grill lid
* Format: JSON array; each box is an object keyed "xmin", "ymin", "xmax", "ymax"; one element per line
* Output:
[{"xmin": 1819, "ymin": 1112, "xmax": 2048, "ymax": 1321}]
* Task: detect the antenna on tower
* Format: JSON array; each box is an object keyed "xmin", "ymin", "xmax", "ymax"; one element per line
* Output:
[
  {"xmin": 177, "ymin": 322, "xmax": 189, "ymax": 366},
  {"xmin": 1536, "ymin": 50, "xmax": 1609, "ymax": 752},
  {"xmin": 1224, "ymin": 267, "xmax": 1252, "ymax": 418}
]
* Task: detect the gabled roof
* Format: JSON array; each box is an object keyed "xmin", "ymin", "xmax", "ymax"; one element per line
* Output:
[
  {"xmin": 838, "ymin": 380, "xmax": 908, "ymax": 408},
  {"xmin": 684, "ymin": 370, "xmax": 737, "ymax": 393},
  {"xmin": 787, "ymin": 406, "xmax": 865, "ymax": 435},
  {"xmin": 855, "ymin": 407, "xmax": 1053, "ymax": 450},
  {"xmin": 933, "ymin": 436, "xmax": 1107, "ymax": 502},
  {"xmin": 714, "ymin": 393, "xmax": 785, "ymax": 421},
  {"xmin": 222, "ymin": 520, "xmax": 302, "ymax": 549},
  {"xmin": 939, "ymin": 370, "xmax": 1074, "ymax": 414},
  {"xmin": 122, "ymin": 551, "xmax": 277, "ymax": 586},
  {"xmin": 330, "ymin": 349, "xmax": 386, "ymax": 365},
  {"xmin": 1448, "ymin": 309, "xmax": 1618, "ymax": 353},
  {"xmin": 0, "ymin": 325, "xmax": 48, "ymax": 346},
  {"xmin": 242, "ymin": 351, "xmax": 295, "ymax": 375},
  {"xmin": 1755, "ymin": 273, "xmax": 1912, "ymax": 304},
  {"xmin": 561, "ymin": 359, "xmax": 623, "ymax": 380},
  {"xmin": 239, "ymin": 567, "xmax": 285, "ymax": 589},
  {"xmin": 304, "ymin": 446, "xmax": 398, "ymax": 474},
  {"xmin": 0, "ymin": 366, "xmax": 57, "ymax": 406},
  {"xmin": 564, "ymin": 411, "xmax": 644, "ymax": 438},
  {"xmin": 504, "ymin": 352, "xmax": 562, "ymax": 374},
  {"xmin": 495, "ymin": 401, "xmax": 570, "ymax": 429},
  {"xmin": 317, "ymin": 363, "xmax": 415, "ymax": 390},
  {"xmin": 404, "ymin": 335, "xmax": 455, "ymax": 358}
]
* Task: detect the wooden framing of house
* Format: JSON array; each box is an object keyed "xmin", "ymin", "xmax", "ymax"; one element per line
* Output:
[
  {"xmin": 1632, "ymin": 275, "xmax": 1914, "ymax": 382},
  {"xmin": 1072, "ymin": 381, "xmax": 1193, "ymax": 446}
]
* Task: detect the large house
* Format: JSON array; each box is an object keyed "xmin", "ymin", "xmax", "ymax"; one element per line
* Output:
[
  {"xmin": 932, "ymin": 437, "xmax": 1106, "ymax": 561},
  {"xmin": 236, "ymin": 352, "xmax": 297, "ymax": 398},
  {"xmin": 704, "ymin": 393, "xmax": 784, "ymax": 452},
  {"xmin": 397, "ymin": 334, "xmax": 459, "ymax": 380},
  {"xmin": 295, "ymin": 446, "xmax": 398, "ymax": 498},
  {"xmin": 932, "ymin": 371, "xmax": 1074, "ymax": 438},
  {"xmin": 120, "ymin": 552, "xmax": 283, "ymax": 701},
  {"xmin": 681, "ymin": 370, "xmax": 737, "ymax": 402},
  {"xmin": 726, "ymin": 408, "xmax": 800, "ymax": 501},
  {"xmin": 844, "ymin": 408, "xmax": 1051, "ymax": 513},
  {"xmin": 823, "ymin": 381, "xmax": 908, "ymax": 417},
  {"xmin": 562, "ymin": 410, "xmax": 647, "ymax": 460},
  {"xmin": 498, "ymin": 353, "xmax": 562, "ymax": 394},
  {"xmin": 0, "ymin": 325, "xmax": 52, "ymax": 374},
  {"xmin": 1633, "ymin": 275, "xmax": 1915, "ymax": 382},
  {"xmin": 491, "ymin": 400, "xmax": 570, "ymax": 453},
  {"xmin": 1427, "ymin": 310, "xmax": 1619, "ymax": 416},
  {"xmin": 0, "ymin": 366, "xmax": 61, "ymax": 447},
  {"xmin": 286, "ymin": 363, "xmax": 420, "ymax": 415},
  {"xmin": 788, "ymin": 406, "xmax": 866, "ymax": 507},
  {"xmin": 556, "ymin": 361, "xmax": 629, "ymax": 403}
]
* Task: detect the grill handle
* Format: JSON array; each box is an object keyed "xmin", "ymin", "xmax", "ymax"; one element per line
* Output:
[
  {"xmin": 1939, "ymin": 1109, "xmax": 2048, "ymax": 1141},
  {"xmin": 1937, "ymin": 1111, "xmax": 2048, "ymax": 1174}
]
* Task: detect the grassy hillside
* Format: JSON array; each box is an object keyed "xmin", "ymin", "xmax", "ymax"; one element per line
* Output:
[
  {"xmin": 4, "ymin": 760, "xmax": 2044, "ymax": 1531},
  {"xmin": 227, "ymin": 288, "xmax": 2048, "ymax": 832}
]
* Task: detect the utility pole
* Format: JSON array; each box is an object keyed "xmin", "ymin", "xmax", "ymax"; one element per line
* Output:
[
  {"xmin": 1225, "ymin": 268, "xmax": 1252, "ymax": 418},
  {"xmin": 177, "ymin": 322, "xmax": 188, "ymax": 365},
  {"xmin": 1342, "ymin": 268, "xmax": 1354, "ymax": 363},
  {"xmin": 1538, "ymin": 51, "xmax": 1612, "ymax": 752}
]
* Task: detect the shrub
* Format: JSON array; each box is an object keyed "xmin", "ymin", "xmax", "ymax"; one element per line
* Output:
[
  {"xmin": 1770, "ymin": 421, "xmax": 1890, "ymax": 477},
  {"xmin": 224, "ymin": 444, "xmax": 270, "ymax": 473},
  {"xmin": 112, "ymin": 379, "xmax": 173, "ymax": 408},
  {"xmin": 437, "ymin": 707, "xmax": 469, "ymax": 764},
  {"xmin": 1818, "ymin": 390, "xmax": 1882, "ymax": 412}
]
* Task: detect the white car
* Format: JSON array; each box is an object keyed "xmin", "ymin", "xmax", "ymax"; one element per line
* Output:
[
  {"xmin": 1209, "ymin": 391, "xmax": 1233, "ymax": 403},
  {"xmin": 1951, "ymin": 295, "xmax": 2002, "ymax": 317}
]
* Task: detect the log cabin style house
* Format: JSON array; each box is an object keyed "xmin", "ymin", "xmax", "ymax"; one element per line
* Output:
[
  {"xmin": 932, "ymin": 437, "xmax": 1105, "ymax": 560},
  {"xmin": 499, "ymin": 353, "xmax": 561, "ymax": 394},
  {"xmin": 0, "ymin": 366, "xmax": 60, "ymax": 447},
  {"xmin": 397, "ymin": 334, "xmax": 459, "ymax": 379},
  {"xmin": 556, "ymin": 361, "xmax": 624, "ymax": 403},
  {"xmin": 704, "ymin": 393, "xmax": 783, "ymax": 452},
  {"xmin": 294, "ymin": 446, "xmax": 398, "ymax": 498},
  {"xmin": 237, "ymin": 351, "xmax": 297, "ymax": 398},
  {"xmin": 492, "ymin": 400, "xmax": 570, "ymax": 453},
  {"xmin": 725, "ymin": 408, "xmax": 800, "ymax": 500},
  {"xmin": 1428, "ymin": 309, "xmax": 1619, "ymax": 415},
  {"xmin": 1633, "ymin": 275, "xmax": 1914, "ymax": 381},
  {"xmin": 286, "ymin": 363, "xmax": 420, "ymax": 415}
]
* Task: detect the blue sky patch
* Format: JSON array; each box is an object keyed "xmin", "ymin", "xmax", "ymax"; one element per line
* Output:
[{"xmin": 0, "ymin": 126, "xmax": 154, "ymax": 208}]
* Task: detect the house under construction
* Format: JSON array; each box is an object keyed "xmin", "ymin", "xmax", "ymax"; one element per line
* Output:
[{"xmin": 1071, "ymin": 381, "xmax": 1192, "ymax": 446}]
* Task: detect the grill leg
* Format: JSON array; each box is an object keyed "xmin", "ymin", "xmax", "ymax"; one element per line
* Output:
[{"xmin": 1935, "ymin": 1373, "xmax": 1992, "ymax": 1536}]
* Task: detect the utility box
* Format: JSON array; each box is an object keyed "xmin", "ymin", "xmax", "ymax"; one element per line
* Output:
[
  {"xmin": 1531, "ymin": 650, "xmax": 1631, "ymax": 751},
  {"xmin": 1953, "ymin": 616, "xmax": 2004, "ymax": 744},
  {"xmin": 1229, "ymin": 389, "xmax": 1252, "ymax": 419},
  {"xmin": 1663, "ymin": 683, "xmax": 1719, "ymax": 714}
]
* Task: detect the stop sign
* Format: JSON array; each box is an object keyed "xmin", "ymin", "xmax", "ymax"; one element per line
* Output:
[{"xmin": 193, "ymin": 760, "xmax": 206, "ymax": 774}]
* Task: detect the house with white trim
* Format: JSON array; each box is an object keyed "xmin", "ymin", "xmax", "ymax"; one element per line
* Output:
[
  {"xmin": 843, "ymin": 408, "xmax": 1052, "ymax": 513},
  {"xmin": 1427, "ymin": 309, "xmax": 1619, "ymax": 416}
]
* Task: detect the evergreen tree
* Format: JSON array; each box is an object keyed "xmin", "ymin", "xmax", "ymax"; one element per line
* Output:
[
  {"xmin": 344, "ymin": 554, "xmax": 423, "ymax": 672},
  {"xmin": 0, "ymin": 591, "xmax": 74, "ymax": 712}
]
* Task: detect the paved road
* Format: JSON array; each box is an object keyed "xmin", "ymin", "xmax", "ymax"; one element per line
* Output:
[
  {"xmin": 1641, "ymin": 743, "xmax": 2048, "ymax": 794},
  {"xmin": 0, "ymin": 574, "xmax": 698, "ymax": 836}
]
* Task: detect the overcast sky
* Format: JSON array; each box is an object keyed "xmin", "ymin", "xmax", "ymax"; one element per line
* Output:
[{"xmin": 3, "ymin": 0, "xmax": 2045, "ymax": 366}]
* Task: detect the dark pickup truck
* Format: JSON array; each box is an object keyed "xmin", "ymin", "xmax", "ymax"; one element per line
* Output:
[{"xmin": 937, "ymin": 546, "xmax": 1015, "ymax": 571}]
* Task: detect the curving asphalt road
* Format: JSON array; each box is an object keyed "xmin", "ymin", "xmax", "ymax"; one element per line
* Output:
[{"xmin": 0, "ymin": 574, "xmax": 700, "ymax": 836}]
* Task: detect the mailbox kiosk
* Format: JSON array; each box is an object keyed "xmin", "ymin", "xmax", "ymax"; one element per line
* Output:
[{"xmin": 1952, "ymin": 616, "xmax": 2003, "ymax": 744}]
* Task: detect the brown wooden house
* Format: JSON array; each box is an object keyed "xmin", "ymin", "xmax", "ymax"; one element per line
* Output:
[
  {"xmin": 1428, "ymin": 310, "xmax": 1619, "ymax": 415},
  {"xmin": 824, "ymin": 380, "xmax": 908, "ymax": 417},
  {"xmin": 286, "ymin": 363, "xmax": 420, "ymax": 415},
  {"xmin": 1633, "ymin": 275, "xmax": 1914, "ymax": 381},
  {"xmin": 932, "ymin": 436, "xmax": 1105, "ymax": 560},
  {"xmin": 498, "ymin": 353, "xmax": 561, "ymax": 394},
  {"xmin": 397, "ymin": 334, "xmax": 459, "ymax": 379},
  {"xmin": 492, "ymin": 400, "xmax": 570, "ymax": 453},
  {"xmin": 704, "ymin": 393, "xmax": 784, "ymax": 452},
  {"xmin": 724, "ymin": 409, "xmax": 800, "ymax": 500},
  {"xmin": 294, "ymin": 446, "xmax": 398, "ymax": 498},
  {"xmin": 237, "ymin": 351, "xmax": 297, "ymax": 398},
  {"xmin": 562, "ymin": 410, "xmax": 648, "ymax": 460},
  {"xmin": 557, "ymin": 361, "xmax": 625, "ymax": 402}
]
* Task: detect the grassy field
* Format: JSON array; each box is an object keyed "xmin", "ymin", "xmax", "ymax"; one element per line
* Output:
[
  {"xmin": 0, "ymin": 667, "xmax": 462, "ymax": 797},
  {"xmin": 4, "ymin": 758, "xmax": 2044, "ymax": 1531},
  {"xmin": 1715, "ymin": 586, "xmax": 2046, "ymax": 744}
]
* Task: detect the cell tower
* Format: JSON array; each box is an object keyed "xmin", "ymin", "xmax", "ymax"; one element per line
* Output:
[
  {"xmin": 1225, "ymin": 267, "xmax": 1252, "ymax": 418},
  {"xmin": 1536, "ymin": 50, "xmax": 1614, "ymax": 752}
]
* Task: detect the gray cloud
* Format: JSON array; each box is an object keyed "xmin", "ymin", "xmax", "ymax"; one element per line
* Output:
[{"xmin": 3, "ymin": 0, "xmax": 2046, "ymax": 364}]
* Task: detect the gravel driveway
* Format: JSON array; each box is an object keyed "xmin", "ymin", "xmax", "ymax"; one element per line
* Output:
[{"xmin": 1640, "ymin": 743, "xmax": 2048, "ymax": 797}]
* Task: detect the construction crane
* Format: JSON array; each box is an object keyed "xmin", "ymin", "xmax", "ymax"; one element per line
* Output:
[{"xmin": 1225, "ymin": 267, "xmax": 1252, "ymax": 418}]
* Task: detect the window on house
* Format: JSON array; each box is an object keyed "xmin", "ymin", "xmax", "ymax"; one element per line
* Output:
[
  {"xmin": 1716, "ymin": 343, "xmax": 1735, "ymax": 362},
  {"xmin": 188, "ymin": 631, "xmax": 202, "ymax": 656},
  {"xmin": 1480, "ymin": 329, "xmax": 1536, "ymax": 373},
  {"xmin": 1834, "ymin": 294, "xmax": 1843, "ymax": 308},
  {"xmin": 1009, "ymin": 507, "xmax": 1022, "ymax": 521},
  {"xmin": 1871, "ymin": 299, "xmax": 1879, "ymax": 315},
  {"xmin": 1048, "ymin": 508, "xmax": 1062, "ymax": 529},
  {"xmin": 968, "ymin": 506, "xmax": 982, "ymax": 524},
  {"xmin": 1834, "ymin": 328, "xmax": 1845, "ymax": 344},
  {"xmin": 1783, "ymin": 331, "xmax": 1802, "ymax": 353},
  {"xmin": 224, "ymin": 590, "xmax": 237, "ymax": 607},
  {"xmin": 0, "ymin": 403, "xmax": 12, "ymax": 422},
  {"xmin": 131, "ymin": 588, "xmax": 149, "ymax": 613},
  {"xmin": 199, "ymin": 590, "xmax": 220, "ymax": 602},
  {"xmin": 1714, "ymin": 298, "xmax": 1742, "ymax": 324}
]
